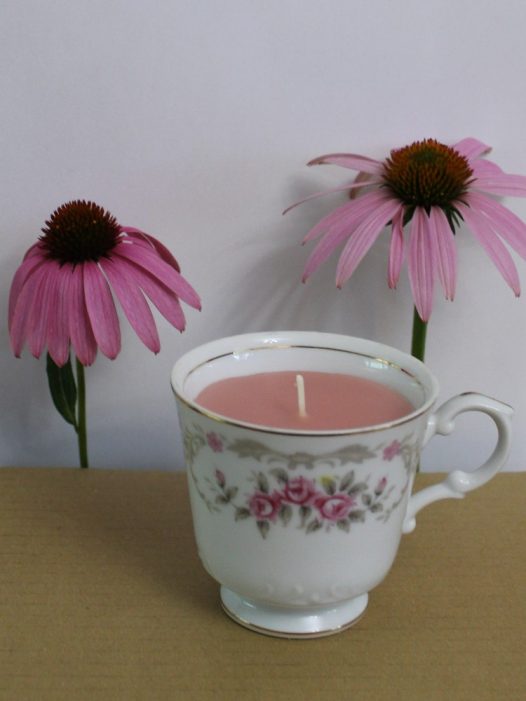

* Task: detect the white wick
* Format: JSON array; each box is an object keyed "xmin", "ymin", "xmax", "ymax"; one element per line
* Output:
[{"xmin": 295, "ymin": 374, "xmax": 308, "ymax": 418}]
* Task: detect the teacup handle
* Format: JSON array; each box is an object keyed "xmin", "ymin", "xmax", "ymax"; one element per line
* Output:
[{"xmin": 402, "ymin": 392, "xmax": 513, "ymax": 534}]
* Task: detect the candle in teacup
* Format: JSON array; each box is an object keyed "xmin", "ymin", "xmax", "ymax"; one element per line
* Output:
[{"xmin": 195, "ymin": 370, "xmax": 414, "ymax": 431}]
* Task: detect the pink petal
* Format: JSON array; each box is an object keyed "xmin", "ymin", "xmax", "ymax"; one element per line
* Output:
[
  {"xmin": 303, "ymin": 193, "xmax": 393, "ymax": 278},
  {"xmin": 349, "ymin": 171, "xmax": 375, "ymax": 200},
  {"xmin": 387, "ymin": 208, "xmax": 405, "ymax": 289},
  {"xmin": 335, "ymin": 198, "xmax": 402, "ymax": 286},
  {"xmin": 302, "ymin": 200, "xmax": 361, "ymax": 244},
  {"xmin": 9, "ymin": 263, "xmax": 48, "ymax": 358},
  {"xmin": 470, "ymin": 159, "xmax": 503, "ymax": 178},
  {"xmin": 119, "ymin": 227, "xmax": 181, "ymax": 271},
  {"xmin": 8, "ymin": 252, "xmax": 46, "ymax": 331},
  {"xmin": 114, "ymin": 242, "xmax": 201, "ymax": 309},
  {"xmin": 116, "ymin": 258, "xmax": 187, "ymax": 331},
  {"xmin": 472, "ymin": 173, "xmax": 526, "ymax": 197},
  {"xmin": 303, "ymin": 220, "xmax": 356, "ymax": 281},
  {"xmin": 68, "ymin": 266, "xmax": 97, "ymax": 366},
  {"xmin": 303, "ymin": 189, "xmax": 391, "ymax": 243},
  {"xmin": 465, "ymin": 192, "xmax": 526, "ymax": 259},
  {"xmin": 307, "ymin": 153, "xmax": 384, "ymax": 175},
  {"xmin": 99, "ymin": 257, "xmax": 161, "ymax": 353},
  {"xmin": 407, "ymin": 208, "xmax": 436, "ymax": 322},
  {"xmin": 453, "ymin": 138, "xmax": 492, "ymax": 161},
  {"xmin": 23, "ymin": 242, "xmax": 44, "ymax": 260},
  {"xmin": 283, "ymin": 179, "xmax": 381, "ymax": 215},
  {"xmin": 27, "ymin": 261, "xmax": 61, "ymax": 359},
  {"xmin": 83, "ymin": 261, "xmax": 121, "ymax": 360},
  {"xmin": 457, "ymin": 204, "xmax": 521, "ymax": 296},
  {"xmin": 428, "ymin": 207, "xmax": 457, "ymax": 300},
  {"xmin": 46, "ymin": 265, "xmax": 71, "ymax": 366}
]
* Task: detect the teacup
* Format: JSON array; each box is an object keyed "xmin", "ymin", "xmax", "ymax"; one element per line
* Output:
[{"xmin": 171, "ymin": 331, "xmax": 512, "ymax": 638}]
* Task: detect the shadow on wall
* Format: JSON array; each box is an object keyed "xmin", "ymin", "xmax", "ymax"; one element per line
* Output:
[{"xmin": 207, "ymin": 220, "xmax": 413, "ymax": 350}]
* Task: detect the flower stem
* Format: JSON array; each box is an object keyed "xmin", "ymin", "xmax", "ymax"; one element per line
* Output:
[
  {"xmin": 411, "ymin": 307, "xmax": 428, "ymax": 362},
  {"xmin": 75, "ymin": 358, "xmax": 89, "ymax": 468}
]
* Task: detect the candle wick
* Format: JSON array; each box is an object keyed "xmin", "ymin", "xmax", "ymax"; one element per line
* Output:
[{"xmin": 295, "ymin": 374, "xmax": 308, "ymax": 418}]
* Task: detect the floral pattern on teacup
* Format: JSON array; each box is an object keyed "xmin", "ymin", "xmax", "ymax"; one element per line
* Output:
[
  {"xmin": 210, "ymin": 465, "xmax": 390, "ymax": 538},
  {"xmin": 383, "ymin": 439, "xmax": 402, "ymax": 461},
  {"xmin": 183, "ymin": 423, "xmax": 419, "ymax": 536},
  {"xmin": 206, "ymin": 432, "xmax": 224, "ymax": 453}
]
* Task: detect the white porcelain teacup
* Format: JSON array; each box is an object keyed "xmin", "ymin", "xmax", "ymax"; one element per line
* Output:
[{"xmin": 171, "ymin": 331, "xmax": 512, "ymax": 638}]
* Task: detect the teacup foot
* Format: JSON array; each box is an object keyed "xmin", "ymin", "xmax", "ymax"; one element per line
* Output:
[{"xmin": 220, "ymin": 587, "xmax": 368, "ymax": 638}]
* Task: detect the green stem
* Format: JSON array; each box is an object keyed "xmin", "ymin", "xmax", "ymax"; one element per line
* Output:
[
  {"xmin": 76, "ymin": 358, "xmax": 89, "ymax": 468},
  {"xmin": 410, "ymin": 307, "xmax": 428, "ymax": 363}
]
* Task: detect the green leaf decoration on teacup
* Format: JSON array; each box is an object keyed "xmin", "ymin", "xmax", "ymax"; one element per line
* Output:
[{"xmin": 227, "ymin": 439, "xmax": 377, "ymax": 470}]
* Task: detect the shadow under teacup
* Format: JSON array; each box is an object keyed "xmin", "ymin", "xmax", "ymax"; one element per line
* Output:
[{"xmin": 171, "ymin": 331, "xmax": 512, "ymax": 638}]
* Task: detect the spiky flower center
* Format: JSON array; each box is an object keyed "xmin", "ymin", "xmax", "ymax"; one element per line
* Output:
[
  {"xmin": 39, "ymin": 200, "xmax": 120, "ymax": 265},
  {"xmin": 382, "ymin": 139, "xmax": 473, "ymax": 210}
]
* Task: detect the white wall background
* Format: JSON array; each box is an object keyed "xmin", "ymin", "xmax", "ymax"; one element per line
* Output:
[{"xmin": 1, "ymin": 0, "xmax": 526, "ymax": 472}]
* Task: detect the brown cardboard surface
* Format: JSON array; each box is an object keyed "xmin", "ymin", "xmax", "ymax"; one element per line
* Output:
[{"xmin": 0, "ymin": 468, "xmax": 524, "ymax": 701}]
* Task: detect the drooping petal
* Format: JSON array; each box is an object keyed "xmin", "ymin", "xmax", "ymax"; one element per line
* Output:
[
  {"xmin": 335, "ymin": 198, "xmax": 402, "ymax": 286},
  {"xmin": 114, "ymin": 257, "xmax": 187, "ymax": 331},
  {"xmin": 9, "ymin": 262, "xmax": 49, "ymax": 358},
  {"xmin": 470, "ymin": 159, "xmax": 503, "ymax": 179},
  {"xmin": 407, "ymin": 208, "xmax": 436, "ymax": 322},
  {"xmin": 23, "ymin": 242, "xmax": 44, "ymax": 260},
  {"xmin": 113, "ymin": 242, "xmax": 201, "ymax": 310},
  {"xmin": 283, "ymin": 179, "xmax": 382, "ymax": 215},
  {"xmin": 8, "ymin": 252, "xmax": 46, "ymax": 331},
  {"xmin": 303, "ymin": 189, "xmax": 391, "ymax": 243},
  {"xmin": 99, "ymin": 257, "xmax": 161, "ymax": 353},
  {"xmin": 303, "ymin": 220, "xmax": 358, "ymax": 281},
  {"xmin": 303, "ymin": 193, "xmax": 393, "ymax": 278},
  {"xmin": 472, "ymin": 173, "xmax": 526, "ymax": 197},
  {"xmin": 453, "ymin": 138, "xmax": 492, "ymax": 161},
  {"xmin": 68, "ymin": 266, "xmax": 97, "ymax": 366},
  {"xmin": 465, "ymin": 191, "xmax": 526, "ymax": 259},
  {"xmin": 27, "ymin": 260, "xmax": 61, "ymax": 359},
  {"xmin": 457, "ymin": 203, "xmax": 521, "ymax": 296},
  {"xmin": 302, "ymin": 200, "xmax": 362, "ymax": 245},
  {"xmin": 46, "ymin": 265, "xmax": 72, "ymax": 366},
  {"xmin": 349, "ymin": 171, "xmax": 375, "ymax": 200},
  {"xmin": 387, "ymin": 208, "xmax": 405, "ymax": 289},
  {"xmin": 119, "ymin": 227, "xmax": 181, "ymax": 271},
  {"xmin": 83, "ymin": 261, "xmax": 121, "ymax": 360},
  {"xmin": 307, "ymin": 153, "xmax": 384, "ymax": 175},
  {"xmin": 428, "ymin": 207, "xmax": 457, "ymax": 300},
  {"xmin": 302, "ymin": 200, "xmax": 356, "ymax": 244}
]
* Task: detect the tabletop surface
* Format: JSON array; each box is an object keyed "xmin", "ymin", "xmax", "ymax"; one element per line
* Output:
[{"xmin": 0, "ymin": 468, "xmax": 524, "ymax": 701}]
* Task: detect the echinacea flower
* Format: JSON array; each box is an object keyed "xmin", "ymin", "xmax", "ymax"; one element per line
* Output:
[
  {"xmin": 8, "ymin": 200, "xmax": 200, "ymax": 468},
  {"xmin": 287, "ymin": 137, "xmax": 526, "ymax": 323},
  {"xmin": 9, "ymin": 200, "xmax": 201, "ymax": 367}
]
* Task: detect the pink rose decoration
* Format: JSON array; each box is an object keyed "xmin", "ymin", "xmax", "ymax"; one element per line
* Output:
[
  {"xmin": 248, "ymin": 491, "xmax": 282, "ymax": 522},
  {"xmin": 315, "ymin": 493, "xmax": 355, "ymax": 522},
  {"xmin": 375, "ymin": 476, "xmax": 388, "ymax": 495},
  {"xmin": 206, "ymin": 432, "xmax": 223, "ymax": 453},
  {"xmin": 383, "ymin": 440, "xmax": 401, "ymax": 461},
  {"xmin": 282, "ymin": 476, "xmax": 317, "ymax": 505}
]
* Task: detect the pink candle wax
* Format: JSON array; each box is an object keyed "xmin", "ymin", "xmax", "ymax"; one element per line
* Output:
[{"xmin": 195, "ymin": 371, "xmax": 414, "ymax": 431}]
